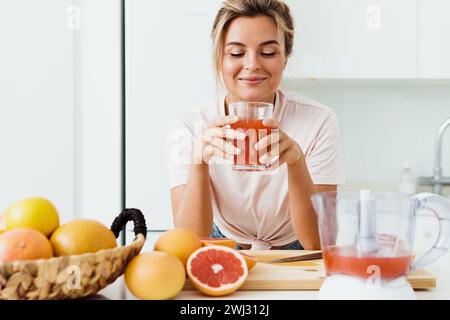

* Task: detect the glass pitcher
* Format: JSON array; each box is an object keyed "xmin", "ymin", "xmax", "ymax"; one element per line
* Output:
[{"xmin": 311, "ymin": 191, "xmax": 450, "ymax": 283}]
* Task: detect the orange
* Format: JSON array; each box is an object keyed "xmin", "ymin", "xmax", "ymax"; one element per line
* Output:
[
  {"xmin": 154, "ymin": 229, "xmax": 202, "ymax": 267},
  {"xmin": 0, "ymin": 228, "xmax": 53, "ymax": 262},
  {"xmin": 125, "ymin": 251, "xmax": 185, "ymax": 300},
  {"xmin": 50, "ymin": 219, "xmax": 117, "ymax": 256},
  {"xmin": 4, "ymin": 197, "xmax": 59, "ymax": 237},
  {"xmin": 186, "ymin": 245, "xmax": 248, "ymax": 296},
  {"xmin": 239, "ymin": 252, "xmax": 258, "ymax": 271},
  {"xmin": 200, "ymin": 237, "xmax": 236, "ymax": 249}
]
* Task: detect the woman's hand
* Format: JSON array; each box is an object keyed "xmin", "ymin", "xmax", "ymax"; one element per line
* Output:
[
  {"xmin": 193, "ymin": 115, "xmax": 246, "ymax": 165},
  {"xmin": 254, "ymin": 118, "xmax": 304, "ymax": 169}
]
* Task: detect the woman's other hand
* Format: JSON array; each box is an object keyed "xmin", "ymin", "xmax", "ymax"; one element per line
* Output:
[{"xmin": 254, "ymin": 118, "xmax": 304, "ymax": 169}]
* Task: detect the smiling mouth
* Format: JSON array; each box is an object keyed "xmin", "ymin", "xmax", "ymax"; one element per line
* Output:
[{"xmin": 238, "ymin": 77, "xmax": 267, "ymax": 84}]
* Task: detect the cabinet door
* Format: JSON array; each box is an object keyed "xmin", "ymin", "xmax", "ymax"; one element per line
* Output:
[
  {"xmin": 126, "ymin": 0, "xmax": 223, "ymax": 230},
  {"xmin": 284, "ymin": 0, "xmax": 417, "ymax": 79},
  {"xmin": 0, "ymin": 0, "xmax": 122, "ymax": 228},
  {"xmin": 0, "ymin": 0, "xmax": 75, "ymax": 223},
  {"xmin": 77, "ymin": 0, "xmax": 122, "ymax": 227},
  {"xmin": 418, "ymin": 0, "xmax": 450, "ymax": 78}
]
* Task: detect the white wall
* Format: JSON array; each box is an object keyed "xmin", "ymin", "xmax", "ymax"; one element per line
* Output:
[
  {"xmin": 125, "ymin": 0, "xmax": 222, "ymax": 230},
  {"xmin": 281, "ymin": 79, "xmax": 450, "ymax": 196},
  {"xmin": 0, "ymin": 0, "xmax": 75, "ymax": 223}
]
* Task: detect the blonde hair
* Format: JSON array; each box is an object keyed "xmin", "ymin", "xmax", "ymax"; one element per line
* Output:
[{"xmin": 211, "ymin": 0, "xmax": 294, "ymax": 84}]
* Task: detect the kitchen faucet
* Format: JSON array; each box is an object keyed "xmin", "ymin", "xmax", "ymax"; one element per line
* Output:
[{"xmin": 418, "ymin": 117, "xmax": 450, "ymax": 195}]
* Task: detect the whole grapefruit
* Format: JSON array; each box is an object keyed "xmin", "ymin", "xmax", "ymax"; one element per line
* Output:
[
  {"xmin": 0, "ymin": 228, "xmax": 53, "ymax": 262},
  {"xmin": 154, "ymin": 229, "xmax": 202, "ymax": 267},
  {"xmin": 4, "ymin": 197, "xmax": 60, "ymax": 237},
  {"xmin": 125, "ymin": 251, "xmax": 185, "ymax": 300},
  {"xmin": 50, "ymin": 219, "xmax": 117, "ymax": 256}
]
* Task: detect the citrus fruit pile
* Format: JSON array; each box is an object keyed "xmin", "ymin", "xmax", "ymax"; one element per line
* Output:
[
  {"xmin": 125, "ymin": 228, "xmax": 258, "ymax": 300},
  {"xmin": 0, "ymin": 197, "xmax": 117, "ymax": 262}
]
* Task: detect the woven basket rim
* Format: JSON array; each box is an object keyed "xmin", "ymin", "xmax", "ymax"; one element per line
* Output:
[{"xmin": 0, "ymin": 233, "xmax": 145, "ymax": 267}]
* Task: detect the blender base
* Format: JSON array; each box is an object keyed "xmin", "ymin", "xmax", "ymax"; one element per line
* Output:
[{"xmin": 318, "ymin": 275, "xmax": 416, "ymax": 300}]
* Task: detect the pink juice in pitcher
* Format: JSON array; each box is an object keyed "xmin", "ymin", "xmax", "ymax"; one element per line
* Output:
[{"xmin": 323, "ymin": 244, "xmax": 412, "ymax": 281}]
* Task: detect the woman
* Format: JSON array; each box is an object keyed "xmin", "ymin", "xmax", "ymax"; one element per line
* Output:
[{"xmin": 169, "ymin": 0, "xmax": 345, "ymax": 250}]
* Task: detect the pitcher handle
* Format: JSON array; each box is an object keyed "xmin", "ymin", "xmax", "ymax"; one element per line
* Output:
[{"xmin": 410, "ymin": 193, "xmax": 450, "ymax": 271}]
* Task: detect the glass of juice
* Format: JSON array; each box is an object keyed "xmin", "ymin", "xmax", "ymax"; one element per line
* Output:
[{"xmin": 228, "ymin": 102, "xmax": 274, "ymax": 171}]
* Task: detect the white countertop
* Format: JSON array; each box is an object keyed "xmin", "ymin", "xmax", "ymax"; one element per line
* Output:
[
  {"xmin": 94, "ymin": 275, "xmax": 449, "ymax": 300},
  {"xmin": 94, "ymin": 255, "xmax": 450, "ymax": 300},
  {"xmin": 92, "ymin": 231, "xmax": 450, "ymax": 300}
]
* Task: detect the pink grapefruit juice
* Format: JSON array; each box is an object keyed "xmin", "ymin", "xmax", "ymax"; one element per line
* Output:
[
  {"xmin": 323, "ymin": 245, "xmax": 411, "ymax": 281},
  {"xmin": 230, "ymin": 119, "xmax": 271, "ymax": 169}
]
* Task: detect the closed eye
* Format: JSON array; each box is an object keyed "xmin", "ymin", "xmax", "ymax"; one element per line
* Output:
[{"xmin": 228, "ymin": 52, "xmax": 277, "ymax": 58}]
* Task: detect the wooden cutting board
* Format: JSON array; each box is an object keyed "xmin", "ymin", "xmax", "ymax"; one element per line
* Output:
[{"xmin": 184, "ymin": 250, "xmax": 436, "ymax": 291}]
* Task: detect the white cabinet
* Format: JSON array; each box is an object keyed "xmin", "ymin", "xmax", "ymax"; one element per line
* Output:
[
  {"xmin": 418, "ymin": 0, "xmax": 450, "ymax": 78},
  {"xmin": 0, "ymin": 0, "xmax": 75, "ymax": 223},
  {"xmin": 284, "ymin": 0, "xmax": 418, "ymax": 79},
  {"xmin": 0, "ymin": 0, "xmax": 123, "ymax": 228},
  {"xmin": 77, "ymin": 0, "xmax": 122, "ymax": 227},
  {"xmin": 125, "ymin": 0, "xmax": 222, "ymax": 230}
]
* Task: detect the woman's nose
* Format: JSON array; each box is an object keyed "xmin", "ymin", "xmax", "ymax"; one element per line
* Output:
[{"xmin": 243, "ymin": 52, "xmax": 261, "ymax": 71}]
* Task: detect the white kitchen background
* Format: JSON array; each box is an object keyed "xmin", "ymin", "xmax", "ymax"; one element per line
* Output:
[
  {"xmin": 0, "ymin": 0, "xmax": 122, "ymax": 227},
  {"xmin": 1, "ymin": 0, "xmax": 449, "ymax": 240}
]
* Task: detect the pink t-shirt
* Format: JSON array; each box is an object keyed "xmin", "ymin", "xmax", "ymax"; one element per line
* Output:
[{"xmin": 168, "ymin": 90, "xmax": 345, "ymax": 249}]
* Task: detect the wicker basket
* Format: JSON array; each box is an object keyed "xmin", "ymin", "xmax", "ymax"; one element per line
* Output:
[{"xmin": 0, "ymin": 208, "xmax": 147, "ymax": 300}]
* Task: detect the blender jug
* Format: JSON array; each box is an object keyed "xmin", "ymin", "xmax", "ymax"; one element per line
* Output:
[{"xmin": 311, "ymin": 190, "xmax": 450, "ymax": 299}]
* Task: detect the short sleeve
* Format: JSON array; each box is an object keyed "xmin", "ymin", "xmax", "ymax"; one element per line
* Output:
[
  {"xmin": 306, "ymin": 110, "xmax": 346, "ymax": 185},
  {"xmin": 166, "ymin": 117, "xmax": 196, "ymax": 190}
]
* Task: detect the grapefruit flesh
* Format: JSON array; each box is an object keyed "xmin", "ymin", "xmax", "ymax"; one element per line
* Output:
[{"xmin": 187, "ymin": 245, "xmax": 248, "ymax": 296}]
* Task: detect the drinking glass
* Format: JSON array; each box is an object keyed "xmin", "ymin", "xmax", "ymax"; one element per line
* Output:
[{"xmin": 228, "ymin": 102, "xmax": 274, "ymax": 171}]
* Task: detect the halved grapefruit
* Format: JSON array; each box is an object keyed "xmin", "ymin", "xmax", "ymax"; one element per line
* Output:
[
  {"xmin": 186, "ymin": 245, "xmax": 248, "ymax": 296},
  {"xmin": 199, "ymin": 237, "xmax": 236, "ymax": 249},
  {"xmin": 239, "ymin": 252, "xmax": 258, "ymax": 271}
]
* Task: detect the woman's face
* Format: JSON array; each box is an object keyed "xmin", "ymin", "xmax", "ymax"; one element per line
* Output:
[{"xmin": 222, "ymin": 15, "xmax": 286, "ymax": 104}]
